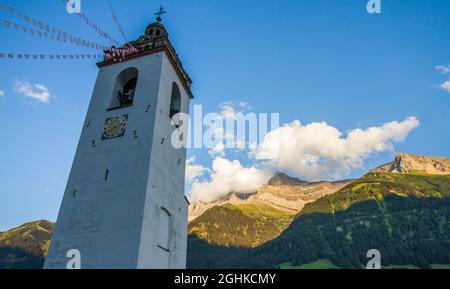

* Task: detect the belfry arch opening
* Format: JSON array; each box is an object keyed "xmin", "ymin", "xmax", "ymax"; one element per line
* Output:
[
  {"xmin": 169, "ymin": 82, "xmax": 181, "ymax": 119},
  {"xmin": 111, "ymin": 67, "xmax": 139, "ymax": 108}
]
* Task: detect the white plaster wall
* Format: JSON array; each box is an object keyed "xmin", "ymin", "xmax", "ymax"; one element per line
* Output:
[
  {"xmin": 137, "ymin": 52, "xmax": 190, "ymax": 269},
  {"xmin": 45, "ymin": 51, "xmax": 189, "ymax": 269}
]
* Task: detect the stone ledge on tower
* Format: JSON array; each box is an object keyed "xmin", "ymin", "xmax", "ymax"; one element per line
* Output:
[{"xmin": 97, "ymin": 21, "xmax": 193, "ymax": 99}]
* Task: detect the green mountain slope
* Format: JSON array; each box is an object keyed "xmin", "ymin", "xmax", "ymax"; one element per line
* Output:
[
  {"xmin": 187, "ymin": 173, "xmax": 450, "ymax": 269},
  {"xmin": 188, "ymin": 203, "xmax": 294, "ymax": 248},
  {"xmin": 0, "ymin": 220, "xmax": 54, "ymax": 269}
]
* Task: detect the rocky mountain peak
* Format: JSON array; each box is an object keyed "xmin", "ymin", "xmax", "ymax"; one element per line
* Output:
[
  {"xmin": 268, "ymin": 173, "xmax": 307, "ymax": 186},
  {"xmin": 188, "ymin": 173, "xmax": 352, "ymax": 221},
  {"xmin": 371, "ymin": 153, "xmax": 450, "ymax": 175}
]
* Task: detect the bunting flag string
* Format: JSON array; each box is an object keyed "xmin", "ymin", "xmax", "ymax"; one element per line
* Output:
[
  {"xmin": 107, "ymin": 0, "xmax": 128, "ymax": 42},
  {"xmin": 0, "ymin": 2, "xmax": 109, "ymax": 50},
  {"xmin": 60, "ymin": 0, "xmax": 121, "ymax": 46},
  {"xmin": 0, "ymin": 18, "xmax": 108, "ymax": 51},
  {"xmin": 0, "ymin": 52, "xmax": 103, "ymax": 60},
  {"xmin": 103, "ymin": 46, "xmax": 139, "ymax": 62}
]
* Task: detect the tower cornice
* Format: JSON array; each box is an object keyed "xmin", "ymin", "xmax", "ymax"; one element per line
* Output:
[{"xmin": 97, "ymin": 22, "xmax": 193, "ymax": 99}]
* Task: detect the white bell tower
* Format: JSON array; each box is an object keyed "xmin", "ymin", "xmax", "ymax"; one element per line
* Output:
[{"xmin": 44, "ymin": 19, "xmax": 193, "ymax": 269}]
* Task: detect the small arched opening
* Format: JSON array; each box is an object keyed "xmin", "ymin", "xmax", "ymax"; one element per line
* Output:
[
  {"xmin": 169, "ymin": 82, "xmax": 181, "ymax": 119},
  {"xmin": 111, "ymin": 67, "xmax": 139, "ymax": 108}
]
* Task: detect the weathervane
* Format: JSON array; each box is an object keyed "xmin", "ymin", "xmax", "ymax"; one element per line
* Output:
[{"xmin": 155, "ymin": 6, "xmax": 166, "ymax": 22}]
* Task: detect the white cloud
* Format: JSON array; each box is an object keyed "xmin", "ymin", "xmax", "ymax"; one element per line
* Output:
[
  {"xmin": 185, "ymin": 157, "xmax": 208, "ymax": 183},
  {"xmin": 220, "ymin": 101, "xmax": 251, "ymax": 116},
  {"xmin": 435, "ymin": 64, "xmax": 450, "ymax": 94},
  {"xmin": 14, "ymin": 80, "xmax": 51, "ymax": 103},
  {"xmin": 0, "ymin": 90, "xmax": 4, "ymax": 98},
  {"xmin": 209, "ymin": 142, "xmax": 226, "ymax": 157},
  {"xmin": 251, "ymin": 116, "xmax": 419, "ymax": 181},
  {"xmin": 206, "ymin": 101, "xmax": 250, "ymax": 157},
  {"xmin": 190, "ymin": 157, "xmax": 272, "ymax": 203},
  {"xmin": 440, "ymin": 79, "xmax": 450, "ymax": 94},
  {"xmin": 436, "ymin": 64, "xmax": 450, "ymax": 74},
  {"xmin": 220, "ymin": 102, "xmax": 237, "ymax": 117},
  {"xmin": 188, "ymin": 99, "xmax": 420, "ymax": 204}
]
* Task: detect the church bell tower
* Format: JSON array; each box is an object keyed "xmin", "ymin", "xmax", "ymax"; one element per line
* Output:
[{"xmin": 44, "ymin": 17, "xmax": 193, "ymax": 269}]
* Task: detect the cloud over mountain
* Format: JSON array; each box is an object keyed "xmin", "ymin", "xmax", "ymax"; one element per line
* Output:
[
  {"xmin": 187, "ymin": 102, "xmax": 420, "ymax": 203},
  {"xmin": 185, "ymin": 157, "xmax": 208, "ymax": 183},
  {"xmin": 252, "ymin": 116, "xmax": 419, "ymax": 180},
  {"xmin": 190, "ymin": 157, "xmax": 272, "ymax": 203}
]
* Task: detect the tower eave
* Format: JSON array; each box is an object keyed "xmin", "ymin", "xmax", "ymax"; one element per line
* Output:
[
  {"xmin": 97, "ymin": 46, "xmax": 193, "ymax": 99},
  {"xmin": 97, "ymin": 22, "xmax": 194, "ymax": 99}
]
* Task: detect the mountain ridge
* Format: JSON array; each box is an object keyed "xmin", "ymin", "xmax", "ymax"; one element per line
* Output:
[
  {"xmin": 0, "ymin": 220, "xmax": 54, "ymax": 269},
  {"xmin": 189, "ymin": 172, "xmax": 352, "ymax": 221},
  {"xmin": 371, "ymin": 153, "xmax": 450, "ymax": 175}
]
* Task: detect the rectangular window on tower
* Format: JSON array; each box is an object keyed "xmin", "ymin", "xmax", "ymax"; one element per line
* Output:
[{"xmin": 158, "ymin": 207, "xmax": 171, "ymax": 252}]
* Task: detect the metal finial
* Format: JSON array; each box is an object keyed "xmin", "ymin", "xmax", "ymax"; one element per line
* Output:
[{"xmin": 154, "ymin": 6, "xmax": 166, "ymax": 22}]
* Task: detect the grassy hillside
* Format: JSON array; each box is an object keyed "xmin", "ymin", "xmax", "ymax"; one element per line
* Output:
[
  {"xmin": 188, "ymin": 203, "xmax": 293, "ymax": 248},
  {"xmin": 187, "ymin": 173, "xmax": 450, "ymax": 269},
  {"xmin": 0, "ymin": 220, "xmax": 54, "ymax": 269},
  {"xmin": 300, "ymin": 172, "xmax": 450, "ymax": 215}
]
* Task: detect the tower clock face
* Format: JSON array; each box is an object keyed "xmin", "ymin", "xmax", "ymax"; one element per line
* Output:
[{"xmin": 102, "ymin": 115, "xmax": 128, "ymax": 139}]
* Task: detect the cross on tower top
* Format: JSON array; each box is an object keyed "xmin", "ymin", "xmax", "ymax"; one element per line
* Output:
[{"xmin": 154, "ymin": 6, "xmax": 166, "ymax": 22}]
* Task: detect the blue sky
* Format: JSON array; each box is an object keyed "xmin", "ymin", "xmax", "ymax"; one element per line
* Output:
[{"xmin": 0, "ymin": 0, "xmax": 449, "ymax": 230}]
